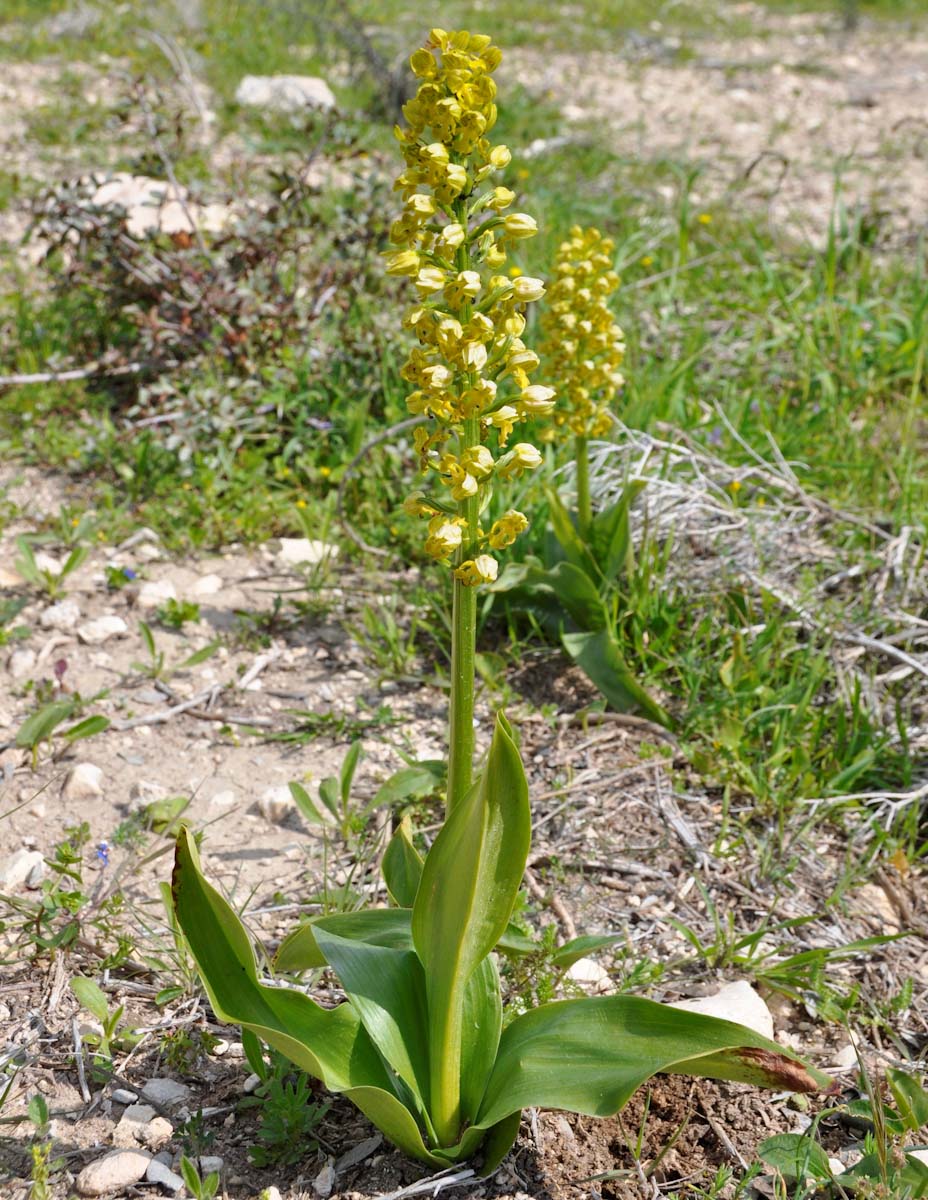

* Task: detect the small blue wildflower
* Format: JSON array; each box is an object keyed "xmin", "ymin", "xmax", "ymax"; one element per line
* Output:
[
  {"xmin": 122, "ymin": 567, "xmax": 137, "ymax": 581},
  {"xmin": 96, "ymin": 841, "xmax": 109, "ymax": 866}
]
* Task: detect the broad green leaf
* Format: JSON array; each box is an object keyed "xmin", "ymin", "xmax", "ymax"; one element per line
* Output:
[
  {"xmin": 172, "ymin": 828, "xmax": 445, "ymax": 1162},
  {"xmin": 475, "ymin": 995, "xmax": 835, "ymax": 1130},
  {"xmin": 543, "ymin": 561, "xmax": 607, "ymax": 632},
  {"xmin": 275, "ymin": 909, "xmax": 414, "ymax": 972},
  {"xmin": 546, "ymin": 487, "xmax": 593, "ymax": 574},
  {"xmin": 497, "ymin": 921, "xmax": 537, "ymax": 956},
  {"xmin": 413, "ymin": 712, "xmax": 530, "ymax": 1139},
  {"xmin": 371, "ymin": 764, "xmax": 443, "ymax": 811},
  {"xmin": 62, "ymin": 715, "xmax": 110, "ymax": 743},
  {"xmin": 563, "ymin": 628, "xmax": 670, "ymax": 727},
  {"xmin": 178, "ymin": 640, "xmax": 221, "ymax": 669},
  {"xmin": 488, "ymin": 558, "xmax": 606, "ymax": 633},
  {"xmin": 552, "ymin": 933, "xmax": 623, "ymax": 970},
  {"xmin": 460, "ymin": 956, "xmax": 502, "ymax": 1124},
  {"xmin": 312, "ymin": 926, "xmax": 432, "ymax": 1118},
  {"xmin": 888, "ymin": 1067, "xmax": 928, "ymax": 1132},
  {"xmin": 340, "ymin": 741, "xmax": 363, "ymax": 808},
  {"xmin": 757, "ymin": 1133, "xmax": 832, "ymax": 1181},
  {"xmin": 589, "ymin": 480, "xmax": 646, "ymax": 583},
  {"xmin": 382, "ymin": 819, "xmax": 423, "ymax": 908},
  {"xmin": 147, "ymin": 796, "xmax": 189, "ymax": 835},
  {"xmin": 318, "ymin": 776, "xmax": 340, "ymax": 818},
  {"xmin": 70, "ymin": 976, "xmax": 110, "ymax": 1024},
  {"xmin": 15, "ymin": 700, "xmax": 75, "ymax": 748},
  {"xmin": 288, "ymin": 781, "xmax": 325, "ymax": 825}
]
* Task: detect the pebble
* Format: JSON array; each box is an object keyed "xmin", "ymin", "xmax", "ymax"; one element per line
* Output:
[
  {"xmin": 191, "ymin": 573, "xmax": 223, "ymax": 596},
  {"xmin": 199, "ymin": 1155, "xmax": 224, "ymax": 1174},
  {"xmin": 243, "ymin": 1072, "xmax": 262, "ymax": 1094},
  {"xmin": 114, "ymin": 1103, "xmax": 157, "ymax": 1147},
  {"xmin": 111, "ymin": 1087, "xmax": 138, "ymax": 1104},
  {"xmin": 137, "ymin": 579, "xmax": 178, "ymax": 608},
  {"xmin": 0, "ymin": 849, "xmax": 45, "ymax": 890},
  {"xmin": 8, "ymin": 647, "xmax": 37, "ymax": 678},
  {"xmin": 33, "ymin": 551, "xmax": 63, "ymax": 576},
  {"xmin": 146, "ymin": 1157, "xmax": 185, "ymax": 1193},
  {"xmin": 25, "ymin": 858, "xmax": 44, "ymax": 889},
  {"xmin": 313, "ymin": 1160, "xmax": 336, "ymax": 1198},
  {"xmin": 129, "ymin": 779, "xmax": 169, "ymax": 812},
  {"xmin": 209, "ymin": 789, "xmax": 237, "ymax": 808},
  {"xmin": 141, "ymin": 1078, "xmax": 191, "ymax": 1109},
  {"xmin": 669, "ymin": 980, "xmax": 775, "ymax": 1040},
  {"xmin": 566, "ymin": 957, "xmax": 612, "ymax": 994},
  {"xmin": 39, "ymin": 599, "xmax": 81, "ymax": 631},
  {"xmin": 75, "ymin": 1148, "xmax": 152, "ymax": 1196},
  {"xmin": 77, "ymin": 615, "xmax": 129, "ymax": 644},
  {"xmin": 833, "ymin": 1043, "xmax": 859, "ymax": 1070},
  {"xmin": 276, "ymin": 537, "xmax": 339, "ymax": 567},
  {"xmin": 143, "ymin": 1117, "xmax": 174, "ymax": 1149},
  {"xmin": 235, "ymin": 74, "xmax": 335, "ymax": 113},
  {"xmin": 257, "ymin": 785, "xmax": 294, "ymax": 825},
  {"xmin": 335, "ymin": 1134, "xmax": 382, "ymax": 1173},
  {"xmin": 62, "ymin": 763, "xmax": 104, "ymax": 801}
]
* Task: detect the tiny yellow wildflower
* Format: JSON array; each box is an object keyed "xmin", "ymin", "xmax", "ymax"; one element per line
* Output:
[
  {"xmin": 454, "ymin": 555, "xmax": 498, "ymax": 586},
  {"xmin": 697, "ymin": 213, "xmax": 712, "ymax": 225}
]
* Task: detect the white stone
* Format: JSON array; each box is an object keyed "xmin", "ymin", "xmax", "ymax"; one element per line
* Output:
[
  {"xmin": 114, "ymin": 1103, "xmax": 157, "ymax": 1147},
  {"xmin": 209, "ymin": 789, "xmax": 237, "ymax": 808},
  {"xmin": 92, "ymin": 174, "xmax": 231, "ymax": 239},
  {"xmin": 833, "ymin": 1043, "xmax": 859, "ymax": 1070},
  {"xmin": 62, "ymin": 763, "xmax": 104, "ymax": 801},
  {"xmin": 39, "ymin": 599, "xmax": 81, "ymax": 630},
  {"xmin": 129, "ymin": 779, "xmax": 169, "ymax": 812},
  {"xmin": 112, "ymin": 1087, "xmax": 138, "ymax": 1104},
  {"xmin": 77, "ymin": 615, "xmax": 129, "ymax": 644},
  {"xmin": 137, "ymin": 579, "xmax": 177, "ymax": 608},
  {"xmin": 276, "ymin": 537, "xmax": 339, "ymax": 567},
  {"xmin": 313, "ymin": 1161, "xmax": 336, "ymax": 1198},
  {"xmin": 9, "ymin": 647, "xmax": 36, "ymax": 679},
  {"xmin": 141, "ymin": 1078, "xmax": 191, "ymax": 1109},
  {"xmin": 191, "ymin": 573, "xmax": 223, "ymax": 596},
  {"xmin": 669, "ymin": 981, "xmax": 774, "ymax": 1040},
  {"xmin": 145, "ymin": 1157, "xmax": 185, "ymax": 1193},
  {"xmin": 0, "ymin": 566, "xmax": 24, "ymax": 587},
  {"xmin": 243, "ymin": 1072, "xmax": 262, "ymax": 1093},
  {"xmin": 257, "ymin": 785, "xmax": 294, "ymax": 825},
  {"xmin": 0, "ymin": 849, "xmax": 45, "ymax": 890},
  {"xmin": 828, "ymin": 1157, "xmax": 845, "ymax": 1175},
  {"xmin": 566, "ymin": 957, "xmax": 612, "ymax": 994},
  {"xmin": 76, "ymin": 1149, "xmax": 152, "ymax": 1195},
  {"xmin": 235, "ymin": 74, "xmax": 335, "ymax": 113},
  {"xmin": 33, "ymin": 551, "xmax": 63, "ymax": 576},
  {"xmin": 25, "ymin": 858, "xmax": 44, "ymax": 888},
  {"xmin": 198, "ymin": 1155, "xmax": 224, "ymax": 1174},
  {"xmin": 142, "ymin": 1116, "xmax": 174, "ymax": 1149}
]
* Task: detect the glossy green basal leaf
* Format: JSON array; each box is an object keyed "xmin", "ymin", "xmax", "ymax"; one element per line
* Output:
[
  {"xmin": 275, "ymin": 909, "xmax": 414, "ymax": 972},
  {"xmin": 588, "ymin": 480, "xmax": 646, "ymax": 583},
  {"xmin": 488, "ymin": 558, "xmax": 606, "ymax": 634},
  {"xmin": 563, "ymin": 628, "xmax": 670, "ymax": 727},
  {"xmin": 172, "ymin": 828, "xmax": 442, "ymax": 1165},
  {"xmin": 413, "ymin": 712, "xmax": 531, "ymax": 1143},
  {"xmin": 475, "ymin": 995, "xmax": 835, "ymax": 1131},
  {"xmin": 382, "ymin": 818, "xmax": 424, "ymax": 908},
  {"xmin": 460, "ymin": 956, "xmax": 502, "ymax": 1124}
]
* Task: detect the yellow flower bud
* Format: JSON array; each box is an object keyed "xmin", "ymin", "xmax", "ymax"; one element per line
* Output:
[
  {"xmin": 511, "ymin": 276, "xmax": 546, "ymax": 303},
  {"xmin": 415, "ymin": 267, "xmax": 446, "ymax": 295},
  {"xmin": 488, "ymin": 509, "xmax": 529, "ymax": 550},
  {"xmin": 439, "ymin": 222, "xmax": 466, "ymax": 249},
  {"xmin": 518, "ymin": 384, "xmax": 556, "ymax": 416},
  {"xmin": 489, "ymin": 186, "xmax": 515, "ymax": 211},
  {"xmin": 454, "ymin": 555, "xmax": 498, "ymax": 586},
  {"xmin": 496, "ymin": 442, "xmax": 542, "ymax": 478},
  {"xmin": 503, "ymin": 213, "xmax": 538, "ymax": 239},
  {"xmin": 385, "ymin": 250, "xmax": 421, "ymax": 276},
  {"xmin": 489, "ymin": 145, "xmax": 511, "ymax": 168}
]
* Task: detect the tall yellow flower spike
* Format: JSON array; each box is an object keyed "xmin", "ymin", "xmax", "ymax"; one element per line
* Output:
[
  {"xmin": 390, "ymin": 28, "xmax": 554, "ymax": 584},
  {"xmin": 541, "ymin": 225, "xmax": 625, "ymax": 441}
]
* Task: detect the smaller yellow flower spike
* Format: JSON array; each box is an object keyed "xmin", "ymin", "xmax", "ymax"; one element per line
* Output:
[
  {"xmin": 541, "ymin": 225, "xmax": 625, "ymax": 439},
  {"xmin": 390, "ymin": 28, "xmax": 555, "ymax": 582}
]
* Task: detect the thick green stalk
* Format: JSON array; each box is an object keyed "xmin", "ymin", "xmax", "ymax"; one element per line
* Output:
[
  {"xmin": 447, "ymin": 461, "xmax": 478, "ymax": 816},
  {"xmin": 428, "ymin": 979, "xmax": 464, "ymax": 1145},
  {"xmin": 575, "ymin": 434, "xmax": 592, "ymax": 536}
]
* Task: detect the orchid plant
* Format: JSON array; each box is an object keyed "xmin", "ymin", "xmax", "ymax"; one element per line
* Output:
[{"xmin": 172, "ymin": 27, "xmax": 835, "ymax": 1174}]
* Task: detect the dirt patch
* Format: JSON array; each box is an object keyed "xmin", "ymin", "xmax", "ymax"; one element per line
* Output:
[{"xmin": 507, "ymin": 11, "xmax": 928, "ymax": 243}]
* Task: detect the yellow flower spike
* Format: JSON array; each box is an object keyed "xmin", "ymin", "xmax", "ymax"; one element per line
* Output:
[
  {"xmin": 487, "ymin": 509, "xmax": 528, "ymax": 550},
  {"xmin": 502, "ymin": 213, "xmax": 538, "ymax": 239},
  {"xmin": 511, "ymin": 276, "xmax": 545, "ymax": 303},
  {"xmin": 424, "ymin": 516, "xmax": 465, "ymax": 560}
]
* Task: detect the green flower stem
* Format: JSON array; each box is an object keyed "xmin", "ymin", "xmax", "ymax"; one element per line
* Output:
[
  {"xmin": 575, "ymin": 434, "xmax": 592, "ymax": 535},
  {"xmin": 429, "ymin": 984, "xmax": 464, "ymax": 1146}
]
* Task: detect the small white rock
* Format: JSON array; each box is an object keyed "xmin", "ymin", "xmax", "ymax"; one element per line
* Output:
[
  {"xmin": 257, "ymin": 785, "xmax": 294, "ymax": 825},
  {"xmin": 77, "ymin": 615, "xmax": 129, "ymax": 645},
  {"xmin": 141, "ymin": 1078, "xmax": 191, "ymax": 1109},
  {"xmin": 566, "ymin": 957, "xmax": 612, "ymax": 994},
  {"xmin": 243, "ymin": 1072, "xmax": 262, "ymax": 1093},
  {"xmin": 146, "ymin": 1157, "xmax": 185, "ymax": 1193},
  {"xmin": 313, "ymin": 1160, "xmax": 336, "ymax": 1198},
  {"xmin": 276, "ymin": 537, "xmax": 339, "ymax": 567},
  {"xmin": 33, "ymin": 551, "xmax": 63, "ymax": 576},
  {"xmin": 828, "ymin": 1157, "xmax": 845, "ymax": 1175},
  {"xmin": 198, "ymin": 1155, "xmax": 224, "ymax": 1174},
  {"xmin": 142, "ymin": 1116, "xmax": 174, "ymax": 1149},
  {"xmin": 114, "ymin": 1103, "xmax": 157, "ymax": 1147},
  {"xmin": 0, "ymin": 849, "xmax": 45, "ymax": 890},
  {"xmin": 62, "ymin": 763, "xmax": 104, "ymax": 801},
  {"xmin": 25, "ymin": 859, "xmax": 44, "ymax": 889},
  {"xmin": 76, "ymin": 1148, "xmax": 152, "ymax": 1196},
  {"xmin": 112, "ymin": 1087, "xmax": 138, "ymax": 1104},
  {"xmin": 235, "ymin": 74, "xmax": 335, "ymax": 113},
  {"xmin": 8, "ymin": 647, "xmax": 37, "ymax": 679},
  {"xmin": 833, "ymin": 1043, "xmax": 859, "ymax": 1070},
  {"xmin": 137, "ymin": 579, "xmax": 178, "ymax": 608},
  {"xmin": 670, "ymin": 980, "xmax": 775, "ymax": 1040},
  {"xmin": 191, "ymin": 573, "xmax": 223, "ymax": 596},
  {"xmin": 129, "ymin": 779, "xmax": 169, "ymax": 812},
  {"xmin": 209, "ymin": 789, "xmax": 237, "ymax": 808},
  {"xmin": 39, "ymin": 599, "xmax": 81, "ymax": 630}
]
